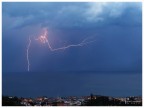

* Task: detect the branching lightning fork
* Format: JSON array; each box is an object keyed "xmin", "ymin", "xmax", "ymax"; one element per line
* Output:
[{"xmin": 27, "ymin": 29, "xmax": 96, "ymax": 71}]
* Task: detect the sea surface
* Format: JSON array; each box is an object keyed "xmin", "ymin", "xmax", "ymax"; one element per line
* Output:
[{"xmin": 2, "ymin": 72, "xmax": 142, "ymax": 98}]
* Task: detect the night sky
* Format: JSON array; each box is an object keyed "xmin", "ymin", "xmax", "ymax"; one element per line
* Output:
[{"xmin": 2, "ymin": 2, "xmax": 142, "ymax": 97}]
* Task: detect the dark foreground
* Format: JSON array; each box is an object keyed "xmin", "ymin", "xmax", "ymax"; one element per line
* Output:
[{"xmin": 2, "ymin": 94, "xmax": 142, "ymax": 106}]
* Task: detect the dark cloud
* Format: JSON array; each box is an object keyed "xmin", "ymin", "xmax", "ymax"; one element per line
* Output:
[{"xmin": 2, "ymin": 2, "xmax": 142, "ymax": 29}]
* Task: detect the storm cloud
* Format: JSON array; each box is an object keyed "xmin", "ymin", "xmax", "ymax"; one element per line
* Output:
[{"xmin": 2, "ymin": 2, "xmax": 142, "ymax": 29}]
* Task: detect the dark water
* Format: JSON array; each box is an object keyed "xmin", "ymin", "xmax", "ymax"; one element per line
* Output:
[{"xmin": 2, "ymin": 72, "xmax": 142, "ymax": 98}]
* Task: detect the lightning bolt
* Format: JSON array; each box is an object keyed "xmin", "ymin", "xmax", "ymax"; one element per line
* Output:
[
  {"xmin": 36, "ymin": 29, "xmax": 96, "ymax": 51},
  {"xmin": 27, "ymin": 29, "xmax": 96, "ymax": 71},
  {"xmin": 27, "ymin": 36, "xmax": 31, "ymax": 71}
]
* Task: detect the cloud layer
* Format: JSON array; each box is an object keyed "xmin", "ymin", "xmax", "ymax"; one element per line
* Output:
[
  {"xmin": 2, "ymin": 2, "xmax": 142, "ymax": 73},
  {"xmin": 2, "ymin": 2, "xmax": 142, "ymax": 29}
]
